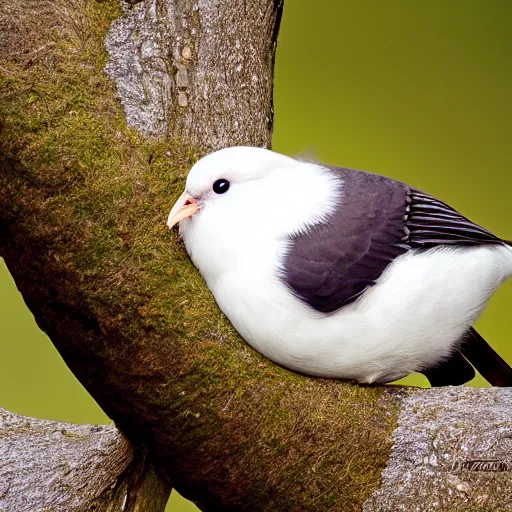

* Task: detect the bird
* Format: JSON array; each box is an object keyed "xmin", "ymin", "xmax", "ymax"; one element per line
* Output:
[{"xmin": 167, "ymin": 146, "xmax": 512, "ymax": 387}]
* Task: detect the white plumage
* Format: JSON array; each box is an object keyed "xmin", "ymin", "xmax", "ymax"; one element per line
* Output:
[{"xmin": 168, "ymin": 146, "xmax": 512, "ymax": 385}]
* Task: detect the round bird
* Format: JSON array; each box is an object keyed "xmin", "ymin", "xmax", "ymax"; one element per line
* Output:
[{"xmin": 167, "ymin": 146, "xmax": 512, "ymax": 386}]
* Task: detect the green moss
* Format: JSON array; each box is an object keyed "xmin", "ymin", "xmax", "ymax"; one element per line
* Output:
[{"xmin": 0, "ymin": 1, "xmax": 402, "ymax": 510}]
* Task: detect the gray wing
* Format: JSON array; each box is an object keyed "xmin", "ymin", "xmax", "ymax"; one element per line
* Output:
[{"xmin": 282, "ymin": 166, "xmax": 503, "ymax": 314}]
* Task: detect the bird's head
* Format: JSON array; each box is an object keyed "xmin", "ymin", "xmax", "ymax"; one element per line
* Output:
[
  {"xmin": 167, "ymin": 146, "xmax": 340, "ymax": 278},
  {"xmin": 167, "ymin": 146, "xmax": 297, "ymax": 230}
]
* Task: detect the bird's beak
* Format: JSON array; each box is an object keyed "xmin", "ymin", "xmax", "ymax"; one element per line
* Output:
[{"xmin": 167, "ymin": 191, "xmax": 199, "ymax": 229}]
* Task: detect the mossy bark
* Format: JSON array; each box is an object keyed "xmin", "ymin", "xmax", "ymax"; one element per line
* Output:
[
  {"xmin": 0, "ymin": 1, "xmax": 402, "ymax": 510},
  {"xmin": 3, "ymin": 1, "xmax": 511, "ymax": 511}
]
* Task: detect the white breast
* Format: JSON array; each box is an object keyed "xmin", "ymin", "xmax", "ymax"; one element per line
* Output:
[{"xmin": 208, "ymin": 243, "xmax": 512, "ymax": 383}]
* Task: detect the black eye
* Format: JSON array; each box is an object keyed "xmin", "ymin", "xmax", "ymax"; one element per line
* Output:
[{"xmin": 213, "ymin": 178, "xmax": 230, "ymax": 194}]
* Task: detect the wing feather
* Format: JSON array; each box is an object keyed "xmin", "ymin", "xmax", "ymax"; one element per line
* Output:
[
  {"xmin": 407, "ymin": 190, "xmax": 500, "ymax": 246},
  {"xmin": 282, "ymin": 168, "xmax": 505, "ymax": 314}
]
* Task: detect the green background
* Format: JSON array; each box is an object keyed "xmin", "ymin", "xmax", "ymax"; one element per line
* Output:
[{"xmin": 1, "ymin": 2, "xmax": 511, "ymax": 510}]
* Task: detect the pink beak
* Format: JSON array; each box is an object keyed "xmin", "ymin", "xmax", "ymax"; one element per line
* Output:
[{"xmin": 167, "ymin": 191, "xmax": 199, "ymax": 229}]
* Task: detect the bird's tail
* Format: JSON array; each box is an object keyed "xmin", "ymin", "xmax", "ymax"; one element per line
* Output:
[
  {"xmin": 460, "ymin": 328, "xmax": 512, "ymax": 387},
  {"xmin": 423, "ymin": 327, "xmax": 512, "ymax": 387}
]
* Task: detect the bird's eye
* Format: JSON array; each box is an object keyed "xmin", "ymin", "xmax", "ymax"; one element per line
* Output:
[{"xmin": 213, "ymin": 179, "xmax": 230, "ymax": 194}]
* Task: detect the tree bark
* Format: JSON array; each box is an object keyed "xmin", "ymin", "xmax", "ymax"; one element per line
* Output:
[
  {"xmin": 0, "ymin": 408, "xmax": 171, "ymax": 512},
  {"xmin": 105, "ymin": 0, "xmax": 282, "ymax": 150},
  {"xmin": 0, "ymin": 1, "xmax": 511, "ymax": 511},
  {"xmin": 364, "ymin": 387, "xmax": 512, "ymax": 512}
]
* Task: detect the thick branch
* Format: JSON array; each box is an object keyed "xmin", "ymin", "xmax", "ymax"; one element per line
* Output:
[
  {"xmin": 1, "ymin": 1, "xmax": 511, "ymax": 511},
  {"xmin": 105, "ymin": 0, "xmax": 283, "ymax": 150},
  {"xmin": 0, "ymin": 408, "xmax": 170, "ymax": 512},
  {"xmin": 364, "ymin": 387, "xmax": 512, "ymax": 511}
]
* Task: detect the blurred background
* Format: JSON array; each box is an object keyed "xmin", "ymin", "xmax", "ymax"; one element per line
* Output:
[{"xmin": 1, "ymin": 1, "xmax": 511, "ymax": 510}]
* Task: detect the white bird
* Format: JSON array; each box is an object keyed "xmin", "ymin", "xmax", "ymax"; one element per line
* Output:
[{"xmin": 167, "ymin": 146, "xmax": 512, "ymax": 386}]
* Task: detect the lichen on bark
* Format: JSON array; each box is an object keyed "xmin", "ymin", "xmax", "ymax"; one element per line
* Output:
[
  {"xmin": 0, "ymin": 407, "xmax": 171, "ymax": 511},
  {"xmin": 365, "ymin": 388, "xmax": 512, "ymax": 512},
  {"xmin": 105, "ymin": 0, "xmax": 282, "ymax": 150}
]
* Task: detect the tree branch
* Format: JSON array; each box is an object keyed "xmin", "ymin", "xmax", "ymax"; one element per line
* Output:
[
  {"xmin": 0, "ymin": 408, "xmax": 170, "ymax": 511},
  {"xmin": 365, "ymin": 387, "xmax": 512, "ymax": 511},
  {"xmin": 105, "ymin": 0, "xmax": 283, "ymax": 150},
  {"xmin": 0, "ymin": 1, "xmax": 511, "ymax": 511}
]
